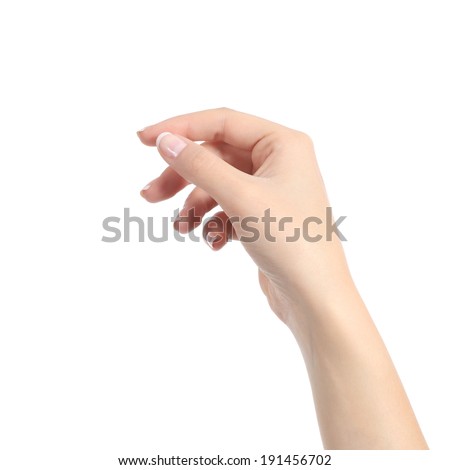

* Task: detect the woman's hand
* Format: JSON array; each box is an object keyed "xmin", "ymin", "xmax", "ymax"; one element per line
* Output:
[
  {"xmin": 137, "ymin": 108, "xmax": 349, "ymax": 331},
  {"xmin": 137, "ymin": 108, "xmax": 427, "ymax": 450}
]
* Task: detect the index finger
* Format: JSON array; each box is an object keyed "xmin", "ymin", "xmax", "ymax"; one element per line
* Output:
[{"xmin": 137, "ymin": 107, "xmax": 282, "ymax": 150}]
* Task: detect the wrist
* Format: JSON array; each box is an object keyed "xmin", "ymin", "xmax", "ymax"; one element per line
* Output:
[{"xmin": 283, "ymin": 276, "xmax": 371, "ymax": 364}]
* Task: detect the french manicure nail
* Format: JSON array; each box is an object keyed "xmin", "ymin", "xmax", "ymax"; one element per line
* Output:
[
  {"xmin": 156, "ymin": 132, "xmax": 187, "ymax": 158},
  {"xmin": 156, "ymin": 132, "xmax": 171, "ymax": 147},
  {"xmin": 206, "ymin": 233, "xmax": 221, "ymax": 249},
  {"xmin": 140, "ymin": 183, "xmax": 152, "ymax": 200}
]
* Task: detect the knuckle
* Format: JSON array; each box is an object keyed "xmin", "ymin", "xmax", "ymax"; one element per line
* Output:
[
  {"xmin": 296, "ymin": 130, "xmax": 314, "ymax": 147},
  {"xmin": 276, "ymin": 129, "xmax": 315, "ymax": 153},
  {"xmin": 216, "ymin": 106, "xmax": 232, "ymax": 114},
  {"xmin": 253, "ymin": 128, "xmax": 315, "ymax": 160}
]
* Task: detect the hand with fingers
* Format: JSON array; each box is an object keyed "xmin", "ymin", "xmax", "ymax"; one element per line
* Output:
[
  {"xmin": 137, "ymin": 108, "xmax": 427, "ymax": 450},
  {"xmin": 138, "ymin": 108, "xmax": 343, "ymax": 326}
]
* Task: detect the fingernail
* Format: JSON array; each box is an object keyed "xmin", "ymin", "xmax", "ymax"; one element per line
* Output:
[
  {"xmin": 140, "ymin": 182, "xmax": 151, "ymax": 199},
  {"xmin": 206, "ymin": 232, "xmax": 221, "ymax": 249},
  {"xmin": 136, "ymin": 126, "xmax": 151, "ymax": 135},
  {"xmin": 156, "ymin": 132, "xmax": 187, "ymax": 158}
]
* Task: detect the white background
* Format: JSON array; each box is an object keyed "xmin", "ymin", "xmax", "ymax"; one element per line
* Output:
[{"xmin": 0, "ymin": 1, "xmax": 449, "ymax": 468}]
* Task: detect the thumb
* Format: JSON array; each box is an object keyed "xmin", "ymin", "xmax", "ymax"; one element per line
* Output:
[{"xmin": 155, "ymin": 132, "xmax": 247, "ymax": 205}]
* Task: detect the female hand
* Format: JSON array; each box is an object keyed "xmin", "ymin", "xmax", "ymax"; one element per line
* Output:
[
  {"xmin": 137, "ymin": 108, "xmax": 349, "ymax": 332},
  {"xmin": 137, "ymin": 108, "xmax": 427, "ymax": 450}
]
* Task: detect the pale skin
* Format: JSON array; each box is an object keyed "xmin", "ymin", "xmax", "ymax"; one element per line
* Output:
[{"xmin": 137, "ymin": 108, "xmax": 428, "ymax": 450}]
